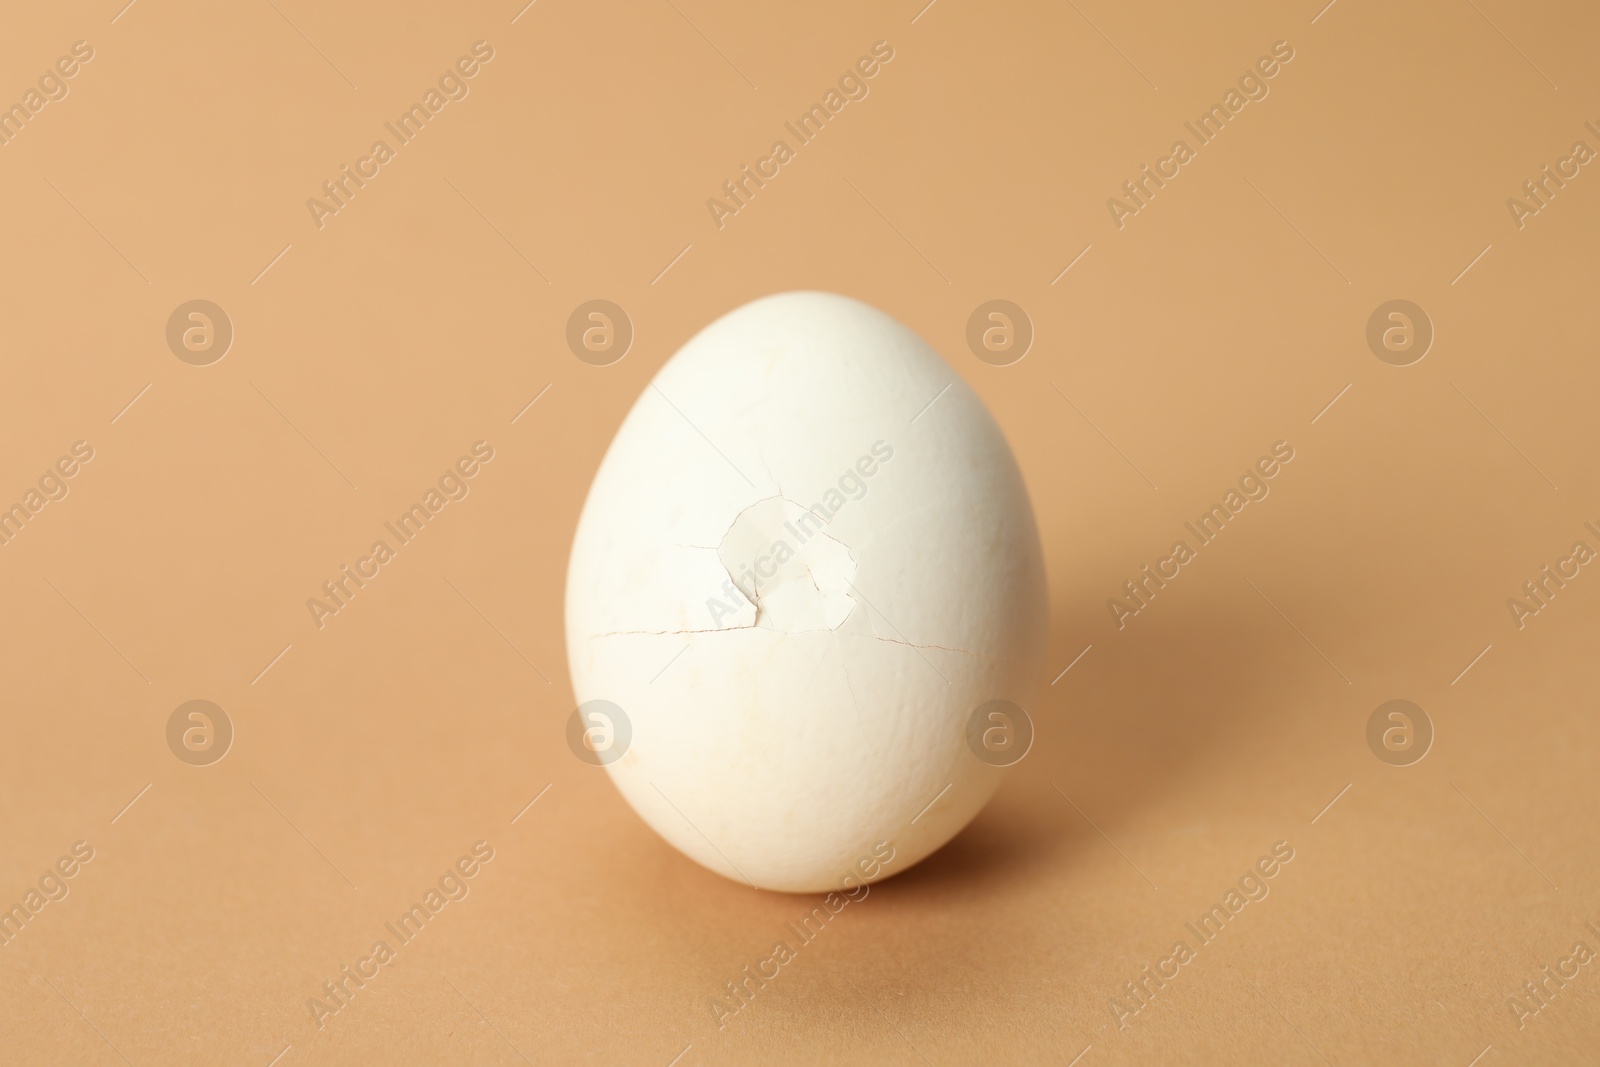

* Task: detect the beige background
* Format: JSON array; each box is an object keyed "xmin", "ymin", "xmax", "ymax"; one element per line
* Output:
[{"xmin": 3, "ymin": 0, "xmax": 1599, "ymax": 1063}]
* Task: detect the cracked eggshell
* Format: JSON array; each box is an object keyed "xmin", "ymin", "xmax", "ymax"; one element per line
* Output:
[{"xmin": 565, "ymin": 291, "xmax": 1047, "ymax": 893}]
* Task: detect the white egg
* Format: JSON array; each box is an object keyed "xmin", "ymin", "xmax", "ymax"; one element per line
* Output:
[{"xmin": 565, "ymin": 291, "xmax": 1047, "ymax": 893}]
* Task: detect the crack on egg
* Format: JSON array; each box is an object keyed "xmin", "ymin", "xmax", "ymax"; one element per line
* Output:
[
  {"xmin": 593, "ymin": 497, "xmax": 986, "ymax": 659},
  {"xmin": 592, "ymin": 626, "xmax": 750, "ymax": 637},
  {"xmin": 854, "ymin": 634, "xmax": 992, "ymax": 659},
  {"xmin": 587, "ymin": 629, "xmax": 986, "ymax": 660},
  {"xmin": 832, "ymin": 629, "xmax": 865, "ymax": 724},
  {"xmin": 714, "ymin": 496, "xmax": 858, "ymax": 634}
]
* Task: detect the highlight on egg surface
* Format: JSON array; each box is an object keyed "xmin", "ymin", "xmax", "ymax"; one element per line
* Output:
[{"xmin": 564, "ymin": 291, "xmax": 1047, "ymax": 893}]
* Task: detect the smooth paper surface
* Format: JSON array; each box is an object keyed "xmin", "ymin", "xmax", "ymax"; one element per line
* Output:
[{"xmin": 1, "ymin": 1, "xmax": 1597, "ymax": 1064}]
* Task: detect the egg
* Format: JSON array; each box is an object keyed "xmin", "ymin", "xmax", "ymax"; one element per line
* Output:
[{"xmin": 565, "ymin": 291, "xmax": 1047, "ymax": 893}]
